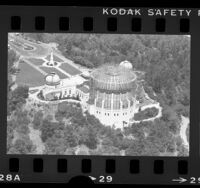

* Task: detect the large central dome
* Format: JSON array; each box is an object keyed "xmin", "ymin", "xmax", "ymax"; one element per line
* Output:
[{"xmin": 90, "ymin": 65, "xmax": 137, "ymax": 91}]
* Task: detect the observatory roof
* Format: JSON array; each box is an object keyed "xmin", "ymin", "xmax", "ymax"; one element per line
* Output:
[
  {"xmin": 45, "ymin": 72, "xmax": 60, "ymax": 86},
  {"xmin": 91, "ymin": 65, "xmax": 137, "ymax": 91},
  {"xmin": 120, "ymin": 60, "xmax": 133, "ymax": 69}
]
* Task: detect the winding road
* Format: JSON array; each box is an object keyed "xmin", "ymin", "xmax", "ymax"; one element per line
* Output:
[
  {"xmin": 9, "ymin": 34, "xmax": 50, "ymax": 58},
  {"xmin": 8, "ymin": 34, "xmax": 81, "ymax": 71}
]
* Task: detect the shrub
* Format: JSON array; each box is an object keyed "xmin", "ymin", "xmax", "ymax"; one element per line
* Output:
[{"xmin": 134, "ymin": 107, "xmax": 159, "ymax": 121}]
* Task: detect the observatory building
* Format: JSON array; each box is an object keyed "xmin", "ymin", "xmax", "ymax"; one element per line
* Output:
[
  {"xmin": 28, "ymin": 55, "xmax": 160, "ymax": 129},
  {"xmin": 39, "ymin": 72, "xmax": 90, "ymax": 102},
  {"xmin": 119, "ymin": 60, "xmax": 133, "ymax": 69},
  {"xmin": 88, "ymin": 64, "xmax": 139, "ymax": 127}
]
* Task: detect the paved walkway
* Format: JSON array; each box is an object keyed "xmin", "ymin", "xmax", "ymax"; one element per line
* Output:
[
  {"xmin": 55, "ymin": 66, "xmax": 72, "ymax": 78},
  {"xmin": 180, "ymin": 115, "xmax": 189, "ymax": 149},
  {"xmin": 130, "ymin": 102, "xmax": 163, "ymax": 124},
  {"xmin": 9, "ymin": 35, "xmax": 50, "ymax": 58}
]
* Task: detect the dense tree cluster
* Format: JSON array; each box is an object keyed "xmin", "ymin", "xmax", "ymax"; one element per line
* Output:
[
  {"xmin": 8, "ymin": 49, "xmax": 19, "ymax": 80},
  {"xmin": 7, "ymin": 110, "xmax": 36, "ymax": 154},
  {"xmin": 7, "ymin": 85, "xmax": 29, "ymax": 115},
  {"xmin": 31, "ymin": 101, "xmax": 187, "ymax": 156},
  {"xmin": 8, "ymin": 49, "xmax": 18, "ymax": 92}
]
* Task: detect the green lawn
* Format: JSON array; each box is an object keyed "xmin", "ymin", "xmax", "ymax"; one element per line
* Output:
[
  {"xmin": 16, "ymin": 62, "xmax": 45, "ymax": 87},
  {"xmin": 40, "ymin": 66, "xmax": 68, "ymax": 79},
  {"xmin": 60, "ymin": 62, "xmax": 81, "ymax": 75},
  {"xmin": 27, "ymin": 58, "xmax": 45, "ymax": 66}
]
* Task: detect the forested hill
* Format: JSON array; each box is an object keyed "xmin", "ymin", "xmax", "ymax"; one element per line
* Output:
[{"xmin": 24, "ymin": 34, "xmax": 190, "ymax": 111}]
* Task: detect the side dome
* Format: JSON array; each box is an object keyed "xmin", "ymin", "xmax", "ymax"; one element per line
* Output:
[
  {"xmin": 120, "ymin": 60, "xmax": 133, "ymax": 69},
  {"xmin": 81, "ymin": 70, "xmax": 90, "ymax": 78},
  {"xmin": 45, "ymin": 72, "xmax": 60, "ymax": 86}
]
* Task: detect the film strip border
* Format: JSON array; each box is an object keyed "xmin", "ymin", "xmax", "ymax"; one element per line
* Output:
[
  {"xmin": 0, "ymin": 6, "xmax": 200, "ymax": 184},
  {"xmin": 0, "ymin": 6, "xmax": 195, "ymax": 33},
  {"xmin": 7, "ymin": 16, "xmax": 190, "ymax": 33},
  {"xmin": 1, "ymin": 157, "xmax": 189, "ymax": 183},
  {"xmin": 6, "ymin": 158, "xmax": 188, "ymax": 175}
]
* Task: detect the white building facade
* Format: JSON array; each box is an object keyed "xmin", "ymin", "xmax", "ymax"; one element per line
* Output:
[
  {"xmin": 39, "ymin": 72, "xmax": 89, "ymax": 102},
  {"xmin": 88, "ymin": 64, "xmax": 139, "ymax": 128}
]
